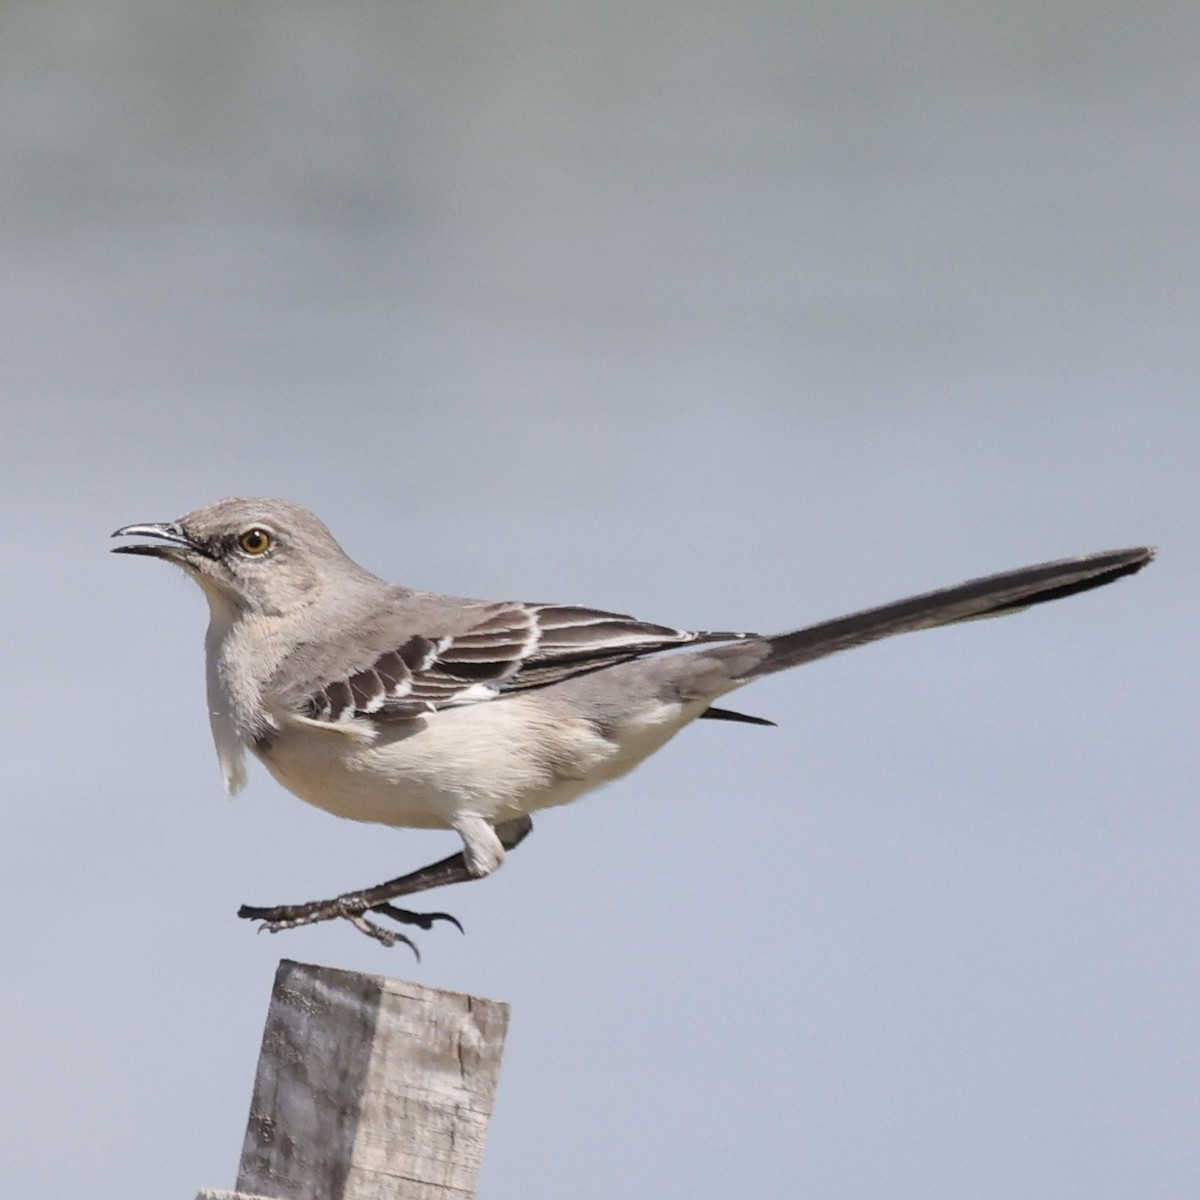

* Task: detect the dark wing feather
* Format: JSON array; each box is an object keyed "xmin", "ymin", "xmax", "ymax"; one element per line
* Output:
[{"xmin": 296, "ymin": 601, "xmax": 755, "ymax": 724}]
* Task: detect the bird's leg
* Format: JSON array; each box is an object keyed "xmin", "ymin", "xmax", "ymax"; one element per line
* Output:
[{"xmin": 237, "ymin": 816, "xmax": 533, "ymax": 952}]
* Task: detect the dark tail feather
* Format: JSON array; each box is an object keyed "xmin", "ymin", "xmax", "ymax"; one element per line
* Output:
[
  {"xmin": 730, "ymin": 546, "xmax": 1154, "ymax": 681},
  {"xmin": 700, "ymin": 705, "xmax": 777, "ymax": 727}
]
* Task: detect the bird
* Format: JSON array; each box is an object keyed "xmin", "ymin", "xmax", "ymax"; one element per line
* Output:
[{"xmin": 112, "ymin": 498, "xmax": 1153, "ymax": 950}]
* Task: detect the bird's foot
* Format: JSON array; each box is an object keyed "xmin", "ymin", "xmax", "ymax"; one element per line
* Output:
[{"xmin": 238, "ymin": 895, "xmax": 464, "ymax": 956}]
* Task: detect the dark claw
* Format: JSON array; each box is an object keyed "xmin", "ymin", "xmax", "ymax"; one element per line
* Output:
[
  {"xmin": 372, "ymin": 903, "xmax": 465, "ymax": 935},
  {"xmin": 435, "ymin": 911, "xmax": 466, "ymax": 936},
  {"xmin": 345, "ymin": 912, "xmax": 421, "ymax": 958}
]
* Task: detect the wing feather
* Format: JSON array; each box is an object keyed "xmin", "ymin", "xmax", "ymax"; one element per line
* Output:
[{"xmin": 291, "ymin": 599, "xmax": 754, "ymax": 724}]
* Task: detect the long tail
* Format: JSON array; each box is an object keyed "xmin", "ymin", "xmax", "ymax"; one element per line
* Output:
[{"xmin": 722, "ymin": 546, "xmax": 1154, "ymax": 682}]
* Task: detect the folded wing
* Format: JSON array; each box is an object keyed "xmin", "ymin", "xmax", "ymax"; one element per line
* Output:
[{"xmin": 295, "ymin": 601, "xmax": 755, "ymax": 723}]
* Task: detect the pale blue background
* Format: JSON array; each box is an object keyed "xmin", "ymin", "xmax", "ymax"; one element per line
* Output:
[{"xmin": 1, "ymin": 3, "xmax": 1196, "ymax": 1198}]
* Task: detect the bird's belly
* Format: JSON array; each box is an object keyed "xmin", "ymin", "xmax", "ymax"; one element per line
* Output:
[
  {"xmin": 256, "ymin": 731, "xmax": 457, "ymax": 829},
  {"xmin": 254, "ymin": 695, "xmax": 699, "ymax": 830}
]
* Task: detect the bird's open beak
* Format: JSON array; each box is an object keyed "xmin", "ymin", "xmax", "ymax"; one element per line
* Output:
[{"xmin": 111, "ymin": 521, "xmax": 207, "ymax": 560}]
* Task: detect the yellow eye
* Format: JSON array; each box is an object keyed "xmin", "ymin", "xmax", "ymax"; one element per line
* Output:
[{"xmin": 237, "ymin": 528, "xmax": 272, "ymax": 555}]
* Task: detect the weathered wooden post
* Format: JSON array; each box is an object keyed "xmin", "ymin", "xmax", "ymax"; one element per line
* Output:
[{"xmin": 195, "ymin": 959, "xmax": 510, "ymax": 1200}]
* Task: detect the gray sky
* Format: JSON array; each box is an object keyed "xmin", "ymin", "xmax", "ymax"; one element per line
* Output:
[{"xmin": 2, "ymin": 3, "xmax": 1196, "ymax": 1198}]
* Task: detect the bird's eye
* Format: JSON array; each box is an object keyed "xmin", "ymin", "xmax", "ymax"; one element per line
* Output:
[{"xmin": 237, "ymin": 528, "xmax": 272, "ymax": 556}]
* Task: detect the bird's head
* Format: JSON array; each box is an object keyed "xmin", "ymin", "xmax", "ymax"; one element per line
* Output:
[{"xmin": 112, "ymin": 497, "xmax": 359, "ymax": 615}]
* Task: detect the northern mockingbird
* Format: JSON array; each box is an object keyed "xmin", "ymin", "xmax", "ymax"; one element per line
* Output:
[{"xmin": 113, "ymin": 498, "xmax": 1153, "ymax": 950}]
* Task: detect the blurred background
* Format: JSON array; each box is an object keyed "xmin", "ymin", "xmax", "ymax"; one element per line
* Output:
[{"xmin": 1, "ymin": 2, "xmax": 1196, "ymax": 1197}]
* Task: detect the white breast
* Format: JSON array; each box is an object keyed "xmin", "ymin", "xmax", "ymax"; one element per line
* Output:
[{"xmin": 204, "ymin": 591, "xmax": 249, "ymax": 794}]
